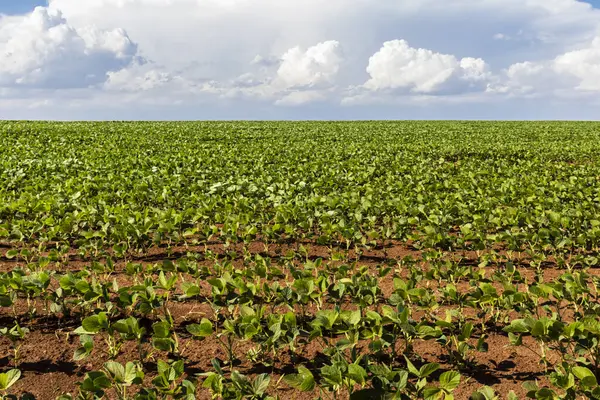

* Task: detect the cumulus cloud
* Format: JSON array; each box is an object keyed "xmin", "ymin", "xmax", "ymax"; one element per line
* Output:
[
  {"xmin": 105, "ymin": 63, "xmax": 176, "ymax": 92},
  {"xmin": 0, "ymin": 6, "xmax": 138, "ymax": 88},
  {"xmin": 3, "ymin": 0, "xmax": 600, "ymax": 118},
  {"xmin": 492, "ymin": 61, "xmax": 557, "ymax": 96},
  {"xmin": 274, "ymin": 41, "xmax": 343, "ymax": 89},
  {"xmin": 362, "ymin": 40, "xmax": 491, "ymax": 94},
  {"xmin": 494, "ymin": 35, "xmax": 600, "ymax": 96},
  {"xmin": 554, "ymin": 37, "xmax": 600, "ymax": 91},
  {"xmin": 202, "ymin": 41, "xmax": 343, "ymax": 105}
]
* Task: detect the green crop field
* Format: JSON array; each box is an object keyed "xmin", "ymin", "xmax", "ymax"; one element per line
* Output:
[{"xmin": 2, "ymin": 121, "xmax": 600, "ymax": 400}]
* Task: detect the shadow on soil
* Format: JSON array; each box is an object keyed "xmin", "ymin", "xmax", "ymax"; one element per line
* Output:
[{"xmin": 0, "ymin": 357, "xmax": 79, "ymax": 376}]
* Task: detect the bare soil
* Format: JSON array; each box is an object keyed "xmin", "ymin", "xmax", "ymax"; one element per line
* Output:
[{"xmin": 0, "ymin": 240, "xmax": 589, "ymax": 400}]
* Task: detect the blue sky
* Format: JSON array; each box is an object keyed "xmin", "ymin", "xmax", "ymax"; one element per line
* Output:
[
  {"xmin": 2, "ymin": 0, "xmax": 600, "ymax": 120},
  {"xmin": 0, "ymin": 0, "xmax": 45, "ymax": 14}
]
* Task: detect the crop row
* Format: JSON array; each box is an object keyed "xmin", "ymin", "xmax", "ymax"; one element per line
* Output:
[
  {"xmin": 2, "ymin": 122, "xmax": 600, "ymax": 257},
  {"xmin": 1, "ymin": 248, "xmax": 600, "ymax": 399},
  {"xmin": 3, "ymin": 121, "xmax": 600, "ymax": 399}
]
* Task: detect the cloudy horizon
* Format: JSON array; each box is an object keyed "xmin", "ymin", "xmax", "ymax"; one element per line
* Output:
[{"xmin": 2, "ymin": 0, "xmax": 600, "ymax": 120}]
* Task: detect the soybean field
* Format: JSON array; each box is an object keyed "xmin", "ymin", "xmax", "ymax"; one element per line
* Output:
[{"xmin": 1, "ymin": 121, "xmax": 600, "ymax": 400}]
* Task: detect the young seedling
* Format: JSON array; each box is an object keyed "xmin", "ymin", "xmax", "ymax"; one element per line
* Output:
[{"xmin": 0, "ymin": 324, "xmax": 28, "ymax": 367}]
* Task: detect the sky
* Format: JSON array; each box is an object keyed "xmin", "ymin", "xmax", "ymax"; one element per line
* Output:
[{"xmin": 2, "ymin": 1, "xmax": 600, "ymax": 120}]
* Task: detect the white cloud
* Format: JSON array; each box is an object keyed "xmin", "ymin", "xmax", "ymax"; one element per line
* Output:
[
  {"xmin": 105, "ymin": 63, "xmax": 177, "ymax": 92},
  {"xmin": 496, "ymin": 35, "xmax": 600, "ymax": 96},
  {"xmin": 274, "ymin": 41, "xmax": 343, "ymax": 89},
  {"xmin": 362, "ymin": 40, "xmax": 491, "ymax": 94},
  {"xmin": 554, "ymin": 37, "xmax": 600, "ymax": 91},
  {"xmin": 493, "ymin": 61, "xmax": 556, "ymax": 95},
  {"xmin": 0, "ymin": 6, "xmax": 138, "ymax": 88},
  {"xmin": 3, "ymin": 0, "xmax": 600, "ymax": 118},
  {"xmin": 200, "ymin": 41, "xmax": 343, "ymax": 105}
]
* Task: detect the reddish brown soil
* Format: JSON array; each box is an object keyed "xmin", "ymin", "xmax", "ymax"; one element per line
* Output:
[{"xmin": 0, "ymin": 241, "xmax": 592, "ymax": 400}]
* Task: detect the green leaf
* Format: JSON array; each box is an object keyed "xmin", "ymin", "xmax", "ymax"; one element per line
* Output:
[
  {"xmin": 470, "ymin": 386, "xmax": 498, "ymax": 400},
  {"xmin": 534, "ymin": 388, "xmax": 557, "ymax": 400},
  {"xmin": 549, "ymin": 371, "xmax": 574, "ymax": 390},
  {"xmin": 81, "ymin": 314, "xmax": 106, "ymax": 334},
  {"xmin": 314, "ymin": 310, "xmax": 339, "ymax": 330},
  {"xmin": 81, "ymin": 371, "xmax": 111, "ymax": 392},
  {"xmin": 422, "ymin": 387, "xmax": 442, "ymax": 400},
  {"xmin": 341, "ymin": 310, "xmax": 361, "ymax": 326},
  {"xmin": 152, "ymin": 337, "xmax": 175, "ymax": 352},
  {"xmin": 239, "ymin": 305, "xmax": 255, "ymax": 317},
  {"xmin": 112, "ymin": 318, "xmax": 135, "ymax": 335},
  {"xmin": 503, "ymin": 319, "xmax": 530, "ymax": 334},
  {"xmin": 0, "ymin": 369, "xmax": 21, "ymax": 391},
  {"xmin": 572, "ymin": 366, "xmax": 595, "ymax": 380},
  {"xmin": 124, "ymin": 362, "xmax": 143, "ymax": 384},
  {"xmin": 460, "ymin": 323, "xmax": 474, "ymax": 340},
  {"xmin": 522, "ymin": 381, "xmax": 539, "ymax": 393},
  {"xmin": 211, "ymin": 358, "xmax": 224, "ymax": 375},
  {"xmin": 476, "ymin": 335, "xmax": 488, "ymax": 352},
  {"xmin": 348, "ymin": 364, "xmax": 367, "ymax": 385},
  {"xmin": 231, "ymin": 370, "xmax": 250, "ymax": 388},
  {"xmin": 183, "ymin": 284, "xmax": 201, "ymax": 298},
  {"xmin": 439, "ymin": 371, "xmax": 461, "ymax": 391},
  {"xmin": 572, "ymin": 366, "xmax": 598, "ymax": 387},
  {"xmin": 5, "ymin": 250, "xmax": 18, "ymax": 259},
  {"xmin": 104, "ymin": 361, "xmax": 126, "ymax": 383},
  {"xmin": 508, "ymin": 332, "xmax": 522, "ymax": 346},
  {"xmin": 419, "ymin": 363, "xmax": 441, "ymax": 378},
  {"xmin": 417, "ymin": 325, "xmax": 443, "ymax": 339},
  {"xmin": 156, "ymin": 360, "xmax": 170, "ymax": 377},
  {"xmin": 531, "ymin": 321, "xmax": 546, "ymax": 337},
  {"xmin": 396, "ymin": 370, "xmax": 408, "ymax": 389},
  {"xmin": 284, "ymin": 366, "xmax": 315, "ymax": 392},
  {"xmin": 252, "ymin": 373, "xmax": 271, "ymax": 395},
  {"xmin": 172, "ymin": 360, "xmax": 184, "ymax": 379},
  {"xmin": 0, "ymin": 295, "xmax": 12, "ymax": 307},
  {"xmin": 404, "ymin": 356, "xmax": 420, "ymax": 377},
  {"xmin": 202, "ymin": 373, "xmax": 222, "ymax": 392},
  {"xmin": 321, "ymin": 364, "xmax": 342, "ymax": 387},
  {"xmin": 243, "ymin": 324, "xmax": 259, "ymax": 339},
  {"xmin": 563, "ymin": 321, "xmax": 583, "ymax": 338},
  {"xmin": 186, "ymin": 319, "xmax": 213, "ymax": 338},
  {"xmin": 73, "ymin": 347, "xmax": 89, "ymax": 361},
  {"xmin": 152, "ymin": 321, "xmax": 171, "ymax": 338},
  {"xmin": 73, "ymin": 336, "xmax": 94, "ymax": 361}
]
